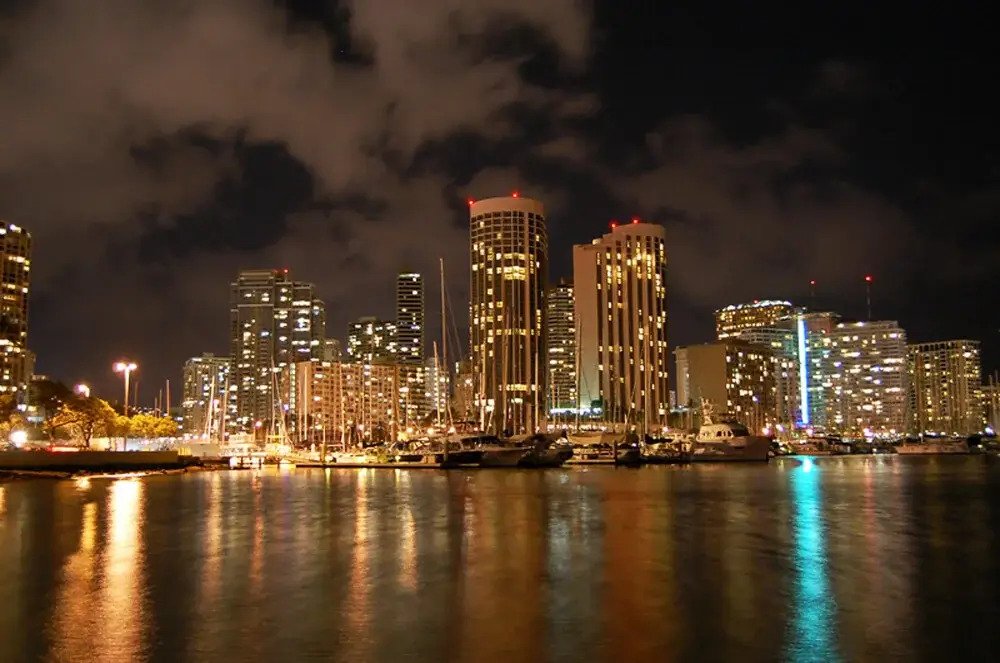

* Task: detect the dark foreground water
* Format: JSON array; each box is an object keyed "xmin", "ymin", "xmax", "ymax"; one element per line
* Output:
[{"xmin": 2, "ymin": 457, "xmax": 999, "ymax": 662}]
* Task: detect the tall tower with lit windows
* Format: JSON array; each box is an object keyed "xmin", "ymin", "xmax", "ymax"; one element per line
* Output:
[
  {"xmin": 229, "ymin": 269, "xmax": 326, "ymax": 431},
  {"xmin": 0, "ymin": 221, "xmax": 31, "ymax": 397},
  {"xmin": 470, "ymin": 195, "xmax": 548, "ymax": 434},
  {"xmin": 574, "ymin": 220, "xmax": 669, "ymax": 429}
]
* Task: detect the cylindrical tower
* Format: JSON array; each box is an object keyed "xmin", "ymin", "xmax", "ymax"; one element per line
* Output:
[{"xmin": 470, "ymin": 196, "xmax": 548, "ymax": 434}]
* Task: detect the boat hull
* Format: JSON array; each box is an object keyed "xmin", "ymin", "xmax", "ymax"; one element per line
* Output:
[
  {"xmin": 615, "ymin": 446, "xmax": 643, "ymax": 466},
  {"xmin": 643, "ymin": 451, "xmax": 690, "ymax": 465},
  {"xmin": 435, "ymin": 450, "xmax": 484, "ymax": 466},
  {"xmin": 896, "ymin": 442, "xmax": 969, "ymax": 455},
  {"xmin": 518, "ymin": 446, "xmax": 573, "ymax": 468},
  {"xmin": 690, "ymin": 436, "xmax": 770, "ymax": 463},
  {"xmin": 479, "ymin": 448, "xmax": 527, "ymax": 467}
]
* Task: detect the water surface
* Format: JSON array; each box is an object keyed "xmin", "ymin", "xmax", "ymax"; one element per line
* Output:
[{"xmin": 1, "ymin": 456, "xmax": 998, "ymax": 662}]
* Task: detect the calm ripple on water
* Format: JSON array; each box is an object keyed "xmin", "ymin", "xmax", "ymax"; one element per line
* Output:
[{"xmin": 1, "ymin": 456, "xmax": 999, "ymax": 662}]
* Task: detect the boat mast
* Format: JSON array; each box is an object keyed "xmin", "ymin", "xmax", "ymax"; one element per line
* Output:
[
  {"xmin": 433, "ymin": 341, "xmax": 441, "ymax": 428},
  {"xmin": 219, "ymin": 373, "xmax": 229, "ymax": 442},
  {"xmin": 440, "ymin": 258, "xmax": 452, "ymax": 428},
  {"xmin": 575, "ymin": 314, "xmax": 581, "ymax": 433}
]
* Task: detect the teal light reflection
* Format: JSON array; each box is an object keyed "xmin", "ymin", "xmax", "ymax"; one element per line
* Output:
[{"xmin": 788, "ymin": 460, "xmax": 839, "ymax": 662}]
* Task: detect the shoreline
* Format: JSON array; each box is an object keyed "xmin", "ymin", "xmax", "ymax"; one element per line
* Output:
[{"xmin": 0, "ymin": 464, "xmax": 230, "ymax": 482}]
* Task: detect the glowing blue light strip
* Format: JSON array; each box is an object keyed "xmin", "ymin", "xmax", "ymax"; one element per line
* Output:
[{"xmin": 798, "ymin": 315, "xmax": 810, "ymax": 426}]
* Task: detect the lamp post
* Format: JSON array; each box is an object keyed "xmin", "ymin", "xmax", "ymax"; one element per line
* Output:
[
  {"xmin": 113, "ymin": 362, "xmax": 138, "ymax": 415},
  {"xmin": 75, "ymin": 384, "xmax": 91, "ymax": 398},
  {"xmin": 113, "ymin": 362, "xmax": 137, "ymax": 452}
]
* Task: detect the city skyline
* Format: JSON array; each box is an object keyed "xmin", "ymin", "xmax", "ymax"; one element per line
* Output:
[{"xmin": 9, "ymin": 206, "xmax": 1000, "ymax": 419}]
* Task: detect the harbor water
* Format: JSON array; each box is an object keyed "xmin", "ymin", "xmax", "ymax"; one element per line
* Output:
[{"xmin": 1, "ymin": 456, "xmax": 999, "ymax": 661}]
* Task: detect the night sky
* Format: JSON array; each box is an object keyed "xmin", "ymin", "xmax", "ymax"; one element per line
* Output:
[{"xmin": 2, "ymin": 1, "xmax": 998, "ymax": 401}]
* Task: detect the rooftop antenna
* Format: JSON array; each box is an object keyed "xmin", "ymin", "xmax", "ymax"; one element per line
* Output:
[
  {"xmin": 864, "ymin": 275, "xmax": 873, "ymax": 320},
  {"xmin": 809, "ymin": 279, "xmax": 816, "ymax": 310}
]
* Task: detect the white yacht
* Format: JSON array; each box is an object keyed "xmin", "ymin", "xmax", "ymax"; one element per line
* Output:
[{"xmin": 689, "ymin": 403, "xmax": 770, "ymax": 463}]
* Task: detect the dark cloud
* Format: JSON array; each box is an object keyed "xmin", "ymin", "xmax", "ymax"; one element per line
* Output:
[{"xmin": 1, "ymin": 0, "xmax": 998, "ymax": 398}]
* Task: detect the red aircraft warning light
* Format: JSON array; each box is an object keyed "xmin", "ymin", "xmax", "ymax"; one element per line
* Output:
[{"xmin": 512, "ymin": 191, "xmax": 519, "ymax": 198}]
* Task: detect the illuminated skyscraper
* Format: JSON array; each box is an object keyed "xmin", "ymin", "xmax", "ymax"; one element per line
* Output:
[
  {"xmin": 575, "ymin": 221, "xmax": 668, "ymax": 429},
  {"xmin": 395, "ymin": 273, "xmax": 428, "ymax": 424},
  {"xmin": 229, "ymin": 269, "xmax": 326, "ymax": 431},
  {"xmin": 181, "ymin": 353, "xmax": 229, "ymax": 436},
  {"xmin": 907, "ymin": 340, "xmax": 983, "ymax": 436},
  {"xmin": 0, "ymin": 222, "xmax": 31, "ymax": 397},
  {"xmin": 396, "ymin": 273, "xmax": 424, "ymax": 364},
  {"xmin": 715, "ymin": 300, "xmax": 795, "ymax": 339},
  {"xmin": 470, "ymin": 195, "xmax": 548, "ymax": 434},
  {"xmin": 674, "ymin": 341, "xmax": 777, "ymax": 434},
  {"xmin": 810, "ymin": 320, "xmax": 907, "ymax": 436},
  {"xmin": 347, "ymin": 317, "xmax": 397, "ymax": 364},
  {"xmin": 546, "ymin": 279, "xmax": 576, "ymax": 415}
]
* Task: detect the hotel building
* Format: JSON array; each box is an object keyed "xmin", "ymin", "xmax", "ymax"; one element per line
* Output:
[
  {"xmin": 470, "ymin": 195, "xmax": 548, "ymax": 434},
  {"xmin": 715, "ymin": 300, "xmax": 795, "ymax": 339},
  {"xmin": 546, "ymin": 279, "xmax": 576, "ymax": 415},
  {"xmin": 574, "ymin": 221, "xmax": 669, "ymax": 429},
  {"xmin": 907, "ymin": 340, "xmax": 983, "ymax": 436},
  {"xmin": 0, "ymin": 222, "xmax": 31, "ymax": 397},
  {"xmin": 395, "ymin": 272, "xmax": 428, "ymax": 424},
  {"xmin": 229, "ymin": 269, "xmax": 326, "ymax": 431},
  {"xmin": 810, "ymin": 320, "xmax": 907, "ymax": 436}
]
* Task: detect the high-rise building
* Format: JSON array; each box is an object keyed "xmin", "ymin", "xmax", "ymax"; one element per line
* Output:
[
  {"xmin": 470, "ymin": 195, "xmax": 548, "ymax": 434},
  {"xmin": 396, "ymin": 273, "xmax": 424, "ymax": 364},
  {"xmin": 347, "ymin": 317, "xmax": 397, "ymax": 364},
  {"xmin": 395, "ymin": 273, "xmax": 428, "ymax": 425},
  {"xmin": 288, "ymin": 360, "xmax": 400, "ymax": 446},
  {"xmin": 575, "ymin": 220, "xmax": 668, "ymax": 429},
  {"xmin": 715, "ymin": 300, "xmax": 795, "ymax": 339},
  {"xmin": 229, "ymin": 269, "xmax": 326, "ymax": 431},
  {"xmin": 810, "ymin": 320, "xmax": 907, "ymax": 436},
  {"xmin": 736, "ymin": 325, "xmax": 801, "ymax": 428},
  {"xmin": 181, "ymin": 354, "xmax": 230, "ymax": 436},
  {"xmin": 546, "ymin": 279, "xmax": 576, "ymax": 415},
  {"xmin": 0, "ymin": 222, "xmax": 31, "ymax": 397},
  {"xmin": 907, "ymin": 340, "xmax": 983, "ymax": 436},
  {"xmin": 674, "ymin": 341, "xmax": 777, "ymax": 434}
]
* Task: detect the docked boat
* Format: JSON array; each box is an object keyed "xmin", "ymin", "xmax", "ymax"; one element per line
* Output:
[
  {"xmin": 896, "ymin": 438, "xmax": 970, "ymax": 455},
  {"xmin": 514, "ymin": 434, "xmax": 573, "ymax": 468},
  {"xmin": 433, "ymin": 434, "xmax": 489, "ymax": 466},
  {"xmin": 642, "ymin": 437, "xmax": 690, "ymax": 464},
  {"xmin": 479, "ymin": 445, "xmax": 528, "ymax": 467},
  {"xmin": 689, "ymin": 406, "xmax": 770, "ymax": 463},
  {"xmin": 387, "ymin": 441, "xmax": 426, "ymax": 463},
  {"xmin": 563, "ymin": 431, "xmax": 614, "ymax": 462},
  {"xmin": 614, "ymin": 433, "xmax": 643, "ymax": 466}
]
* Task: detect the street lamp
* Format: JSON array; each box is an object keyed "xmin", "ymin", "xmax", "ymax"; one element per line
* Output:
[
  {"xmin": 75, "ymin": 384, "xmax": 91, "ymax": 398},
  {"xmin": 113, "ymin": 361, "xmax": 138, "ymax": 416}
]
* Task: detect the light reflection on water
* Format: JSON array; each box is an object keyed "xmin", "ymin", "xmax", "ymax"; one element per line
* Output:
[
  {"xmin": 1, "ymin": 458, "xmax": 999, "ymax": 662},
  {"xmin": 788, "ymin": 459, "xmax": 838, "ymax": 662}
]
